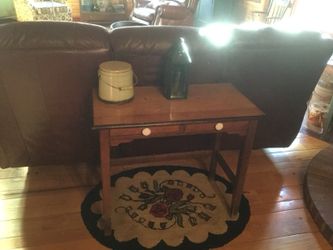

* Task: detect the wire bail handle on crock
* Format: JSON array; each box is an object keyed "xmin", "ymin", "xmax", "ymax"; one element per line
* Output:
[{"xmin": 98, "ymin": 71, "xmax": 138, "ymax": 91}]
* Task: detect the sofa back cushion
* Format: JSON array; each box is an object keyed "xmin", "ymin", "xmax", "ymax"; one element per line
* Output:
[
  {"xmin": 0, "ymin": 22, "xmax": 110, "ymax": 167},
  {"xmin": 109, "ymin": 26, "xmax": 333, "ymax": 150},
  {"xmin": 109, "ymin": 26, "xmax": 225, "ymax": 86}
]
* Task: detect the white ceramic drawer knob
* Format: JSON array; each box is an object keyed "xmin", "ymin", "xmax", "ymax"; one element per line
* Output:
[
  {"xmin": 142, "ymin": 128, "xmax": 152, "ymax": 136},
  {"xmin": 215, "ymin": 123, "xmax": 224, "ymax": 131}
]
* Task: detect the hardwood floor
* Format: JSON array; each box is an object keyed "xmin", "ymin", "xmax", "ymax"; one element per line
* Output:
[{"xmin": 0, "ymin": 133, "xmax": 332, "ymax": 250}]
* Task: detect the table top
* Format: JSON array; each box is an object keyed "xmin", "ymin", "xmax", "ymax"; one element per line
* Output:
[{"xmin": 92, "ymin": 83, "xmax": 264, "ymax": 129}]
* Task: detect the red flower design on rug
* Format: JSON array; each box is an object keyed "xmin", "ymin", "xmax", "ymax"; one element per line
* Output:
[{"xmin": 150, "ymin": 202, "xmax": 169, "ymax": 218}]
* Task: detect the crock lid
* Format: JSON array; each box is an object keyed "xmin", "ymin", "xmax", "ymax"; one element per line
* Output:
[{"xmin": 99, "ymin": 61, "xmax": 132, "ymax": 73}]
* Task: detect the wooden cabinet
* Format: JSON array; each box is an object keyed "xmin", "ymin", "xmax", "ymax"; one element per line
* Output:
[{"xmin": 79, "ymin": 0, "xmax": 130, "ymax": 25}]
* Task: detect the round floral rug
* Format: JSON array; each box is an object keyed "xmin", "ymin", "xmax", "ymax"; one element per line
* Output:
[{"xmin": 81, "ymin": 166, "xmax": 250, "ymax": 250}]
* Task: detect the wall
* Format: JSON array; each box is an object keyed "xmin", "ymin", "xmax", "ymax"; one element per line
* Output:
[
  {"xmin": 194, "ymin": 0, "xmax": 214, "ymax": 26},
  {"xmin": 0, "ymin": 0, "xmax": 15, "ymax": 17},
  {"xmin": 68, "ymin": 0, "xmax": 81, "ymax": 20},
  {"xmin": 195, "ymin": 0, "xmax": 247, "ymax": 27},
  {"xmin": 244, "ymin": 0, "xmax": 269, "ymax": 22}
]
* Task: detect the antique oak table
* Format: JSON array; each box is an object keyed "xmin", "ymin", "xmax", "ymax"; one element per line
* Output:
[{"xmin": 92, "ymin": 83, "xmax": 264, "ymax": 224}]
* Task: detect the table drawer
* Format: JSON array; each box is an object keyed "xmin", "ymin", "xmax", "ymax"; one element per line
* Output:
[
  {"xmin": 184, "ymin": 121, "xmax": 249, "ymax": 136},
  {"xmin": 110, "ymin": 120, "xmax": 249, "ymax": 141},
  {"xmin": 110, "ymin": 125, "xmax": 182, "ymax": 138}
]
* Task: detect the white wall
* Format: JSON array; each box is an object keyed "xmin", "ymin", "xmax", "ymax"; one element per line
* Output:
[{"xmin": 0, "ymin": 0, "xmax": 15, "ymax": 18}]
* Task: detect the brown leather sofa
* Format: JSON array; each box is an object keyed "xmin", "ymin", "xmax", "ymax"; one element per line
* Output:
[
  {"xmin": 130, "ymin": 0, "xmax": 198, "ymax": 26},
  {"xmin": 0, "ymin": 21, "xmax": 332, "ymax": 167}
]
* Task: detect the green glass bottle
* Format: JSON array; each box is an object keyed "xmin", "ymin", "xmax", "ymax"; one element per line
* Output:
[{"xmin": 162, "ymin": 37, "xmax": 192, "ymax": 99}]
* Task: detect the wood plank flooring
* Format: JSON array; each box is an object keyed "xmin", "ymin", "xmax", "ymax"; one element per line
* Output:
[{"xmin": 0, "ymin": 133, "xmax": 332, "ymax": 250}]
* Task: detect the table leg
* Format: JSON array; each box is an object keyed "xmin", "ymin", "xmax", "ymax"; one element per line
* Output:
[
  {"xmin": 99, "ymin": 129, "xmax": 112, "ymax": 225},
  {"xmin": 209, "ymin": 133, "xmax": 221, "ymax": 180},
  {"xmin": 231, "ymin": 120, "xmax": 257, "ymax": 216}
]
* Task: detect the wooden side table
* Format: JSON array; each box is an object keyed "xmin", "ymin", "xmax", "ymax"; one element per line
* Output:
[{"xmin": 92, "ymin": 83, "xmax": 264, "ymax": 225}]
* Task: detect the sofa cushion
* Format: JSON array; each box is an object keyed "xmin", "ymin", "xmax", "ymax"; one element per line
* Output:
[
  {"xmin": 0, "ymin": 22, "xmax": 109, "ymax": 50},
  {"xmin": 0, "ymin": 22, "xmax": 111, "ymax": 167}
]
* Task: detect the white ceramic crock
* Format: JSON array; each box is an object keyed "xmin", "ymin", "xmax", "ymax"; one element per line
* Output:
[{"xmin": 98, "ymin": 61, "xmax": 134, "ymax": 103}]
